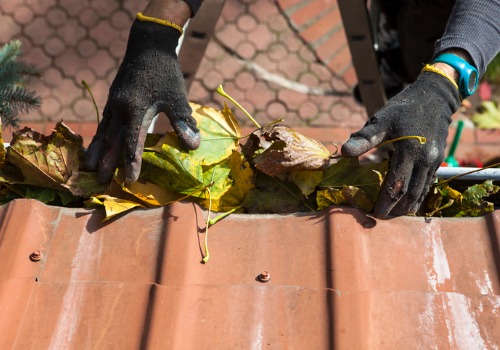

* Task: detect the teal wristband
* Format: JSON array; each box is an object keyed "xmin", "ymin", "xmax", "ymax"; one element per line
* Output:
[{"xmin": 432, "ymin": 53, "xmax": 478, "ymax": 98}]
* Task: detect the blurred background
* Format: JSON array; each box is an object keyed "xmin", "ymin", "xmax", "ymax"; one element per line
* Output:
[{"xmin": 1, "ymin": 0, "xmax": 499, "ymax": 164}]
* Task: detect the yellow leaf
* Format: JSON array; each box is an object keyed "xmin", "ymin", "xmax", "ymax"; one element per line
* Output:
[
  {"xmin": 199, "ymin": 151, "xmax": 254, "ymax": 212},
  {"xmin": 121, "ymin": 179, "xmax": 184, "ymax": 206},
  {"xmin": 316, "ymin": 186, "xmax": 375, "ymax": 212},
  {"xmin": 90, "ymin": 194, "xmax": 144, "ymax": 220},
  {"xmin": 317, "ymin": 188, "xmax": 345, "ymax": 210}
]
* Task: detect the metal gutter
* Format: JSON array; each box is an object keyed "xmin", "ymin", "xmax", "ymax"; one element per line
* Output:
[
  {"xmin": 436, "ymin": 167, "xmax": 500, "ymax": 181},
  {"xmin": 1, "ymin": 199, "xmax": 499, "ymax": 349}
]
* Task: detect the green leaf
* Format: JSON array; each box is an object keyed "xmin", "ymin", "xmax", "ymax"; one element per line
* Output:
[
  {"xmin": 146, "ymin": 102, "xmax": 241, "ymax": 166},
  {"xmin": 139, "ymin": 103, "xmax": 243, "ymax": 203},
  {"xmin": 288, "ymin": 170, "xmax": 323, "ymax": 197},
  {"xmin": 140, "ymin": 147, "xmax": 233, "ymax": 201},
  {"xmin": 242, "ymin": 171, "xmax": 313, "ymax": 213},
  {"xmin": 320, "ymin": 158, "xmax": 388, "ymax": 204},
  {"xmin": 198, "ymin": 151, "xmax": 254, "ymax": 212},
  {"xmin": 25, "ymin": 186, "xmax": 57, "ymax": 203},
  {"xmin": 141, "ymin": 142, "xmax": 204, "ymax": 193},
  {"xmin": 428, "ymin": 180, "xmax": 500, "ymax": 217}
]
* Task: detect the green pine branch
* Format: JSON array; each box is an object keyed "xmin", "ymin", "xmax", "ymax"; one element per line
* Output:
[
  {"xmin": 0, "ymin": 40, "xmax": 22, "ymax": 65},
  {"xmin": 0, "ymin": 40, "xmax": 41, "ymax": 129}
]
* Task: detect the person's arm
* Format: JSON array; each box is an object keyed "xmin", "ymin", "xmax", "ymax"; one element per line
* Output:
[
  {"xmin": 341, "ymin": 1, "xmax": 499, "ymax": 219},
  {"xmin": 434, "ymin": 0, "xmax": 500, "ymax": 78},
  {"xmin": 143, "ymin": 0, "xmax": 194, "ymax": 24},
  {"xmin": 432, "ymin": 0, "xmax": 500, "ymax": 98}
]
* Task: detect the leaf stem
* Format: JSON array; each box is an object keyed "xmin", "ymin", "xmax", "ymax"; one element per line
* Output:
[
  {"xmin": 217, "ymin": 85, "xmax": 261, "ymax": 129},
  {"xmin": 201, "ymin": 187, "xmax": 212, "ymax": 264},
  {"xmin": 208, "ymin": 206, "xmax": 242, "ymax": 227},
  {"xmin": 425, "ymin": 198, "xmax": 454, "ymax": 217},
  {"xmin": 264, "ymin": 118, "xmax": 284, "ymax": 127},
  {"xmin": 378, "ymin": 135, "xmax": 427, "ymax": 148},
  {"xmin": 81, "ymin": 80, "xmax": 99, "ymax": 124},
  {"xmin": 201, "ymin": 167, "xmax": 218, "ymax": 264}
]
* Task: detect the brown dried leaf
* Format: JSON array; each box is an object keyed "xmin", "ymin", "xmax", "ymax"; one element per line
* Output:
[
  {"xmin": 246, "ymin": 125, "xmax": 331, "ymax": 177},
  {"xmin": 6, "ymin": 122, "xmax": 84, "ymax": 189}
]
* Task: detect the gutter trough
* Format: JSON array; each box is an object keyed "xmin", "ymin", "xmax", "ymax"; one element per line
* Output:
[{"xmin": 1, "ymin": 199, "xmax": 499, "ymax": 349}]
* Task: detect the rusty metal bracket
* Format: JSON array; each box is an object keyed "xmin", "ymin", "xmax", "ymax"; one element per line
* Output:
[
  {"xmin": 178, "ymin": 0, "xmax": 226, "ymax": 92},
  {"xmin": 337, "ymin": 0, "xmax": 386, "ymax": 116},
  {"xmin": 178, "ymin": 0, "xmax": 385, "ymax": 117}
]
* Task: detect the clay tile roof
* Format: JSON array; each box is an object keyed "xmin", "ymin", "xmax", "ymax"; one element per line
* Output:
[{"xmin": 1, "ymin": 198, "xmax": 499, "ymax": 348}]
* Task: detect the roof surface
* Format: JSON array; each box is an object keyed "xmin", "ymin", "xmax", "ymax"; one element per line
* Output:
[{"xmin": 1, "ymin": 199, "xmax": 499, "ymax": 349}]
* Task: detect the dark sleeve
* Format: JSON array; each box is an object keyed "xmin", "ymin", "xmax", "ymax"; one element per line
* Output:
[
  {"xmin": 184, "ymin": 0, "xmax": 203, "ymax": 16},
  {"xmin": 434, "ymin": 0, "xmax": 500, "ymax": 77}
]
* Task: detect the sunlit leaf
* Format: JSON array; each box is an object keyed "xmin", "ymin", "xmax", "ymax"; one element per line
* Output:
[
  {"xmin": 141, "ymin": 142, "xmax": 204, "ymax": 192},
  {"xmin": 121, "ymin": 179, "xmax": 184, "ymax": 207},
  {"xmin": 140, "ymin": 148, "xmax": 232, "ymax": 200},
  {"xmin": 427, "ymin": 180, "xmax": 499, "ymax": 217},
  {"xmin": 317, "ymin": 188, "xmax": 345, "ymax": 210},
  {"xmin": 139, "ymin": 103, "xmax": 242, "ymax": 201},
  {"xmin": 88, "ymin": 194, "xmax": 144, "ymax": 220},
  {"xmin": 199, "ymin": 151, "xmax": 254, "ymax": 212},
  {"xmin": 147, "ymin": 102, "xmax": 241, "ymax": 166}
]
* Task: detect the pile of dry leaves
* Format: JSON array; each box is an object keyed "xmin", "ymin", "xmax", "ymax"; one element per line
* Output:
[{"xmin": 1, "ymin": 94, "xmax": 499, "ymax": 222}]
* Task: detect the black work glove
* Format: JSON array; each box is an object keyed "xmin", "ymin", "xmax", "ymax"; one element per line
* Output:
[
  {"xmin": 85, "ymin": 19, "xmax": 200, "ymax": 184},
  {"xmin": 342, "ymin": 71, "xmax": 460, "ymax": 218}
]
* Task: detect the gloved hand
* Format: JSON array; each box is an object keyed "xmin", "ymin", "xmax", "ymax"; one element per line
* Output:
[
  {"xmin": 342, "ymin": 70, "xmax": 460, "ymax": 218},
  {"xmin": 85, "ymin": 19, "xmax": 200, "ymax": 184}
]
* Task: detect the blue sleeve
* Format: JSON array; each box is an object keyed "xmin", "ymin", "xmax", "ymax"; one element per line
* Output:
[
  {"xmin": 184, "ymin": 0, "xmax": 203, "ymax": 16},
  {"xmin": 434, "ymin": 0, "xmax": 500, "ymax": 77}
]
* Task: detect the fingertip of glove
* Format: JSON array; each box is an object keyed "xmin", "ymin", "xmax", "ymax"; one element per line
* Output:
[
  {"xmin": 373, "ymin": 205, "xmax": 390, "ymax": 219},
  {"xmin": 84, "ymin": 142, "xmax": 101, "ymax": 171},
  {"xmin": 173, "ymin": 120, "xmax": 201, "ymax": 150},
  {"xmin": 183, "ymin": 132, "xmax": 201, "ymax": 150},
  {"xmin": 341, "ymin": 138, "xmax": 370, "ymax": 157},
  {"xmin": 124, "ymin": 171, "xmax": 140, "ymax": 186},
  {"xmin": 122, "ymin": 159, "xmax": 142, "ymax": 185}
]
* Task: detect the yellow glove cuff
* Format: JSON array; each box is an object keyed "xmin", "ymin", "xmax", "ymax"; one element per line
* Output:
[
  {"xmin": 137, "ymin": 12, "xmax": 183, "ymax": 34},
  {"xmin": 421, "ymin": 64, "xmax": 459, "ymax": 91}
]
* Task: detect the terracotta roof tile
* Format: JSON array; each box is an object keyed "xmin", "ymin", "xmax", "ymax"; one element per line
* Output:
[{"xmin": 1, "ymin": 199, "xmax": 499, "ymax": 348}]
